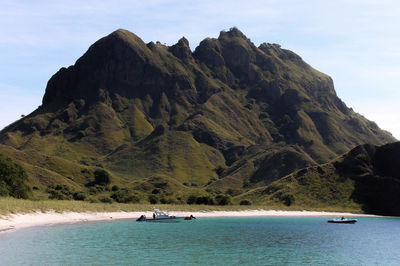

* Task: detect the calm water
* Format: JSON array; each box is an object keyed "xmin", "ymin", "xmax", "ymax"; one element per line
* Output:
[{"xmin": 1, "ymin": 217, "xmax": 400, "ymax": 265}]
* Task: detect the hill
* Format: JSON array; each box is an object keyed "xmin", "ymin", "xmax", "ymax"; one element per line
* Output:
[
  {"xmin": 0, "ymin": 28, "xmax": 395, "ymax": 204},
  {"xmin": 241, "ymin": 142, "xmax": 400, "ymax": 215}
]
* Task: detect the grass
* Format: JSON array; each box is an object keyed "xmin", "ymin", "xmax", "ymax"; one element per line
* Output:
[
  {"xmin": 0, "ymin": 144, "xmax": 99, "ymax": 189},
  {"xmin": 0, "ymin": 197, "xmax": 365, "ymax": 217},
  {"xmin": 236, "ymin": 160, "xmax": 365, "ymax": 213},
  {"xmin": 0, "ymin": 198, "xmax": 245, "ymax": 215}
]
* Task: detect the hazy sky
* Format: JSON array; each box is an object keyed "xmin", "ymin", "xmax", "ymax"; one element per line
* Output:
[{"xmin": 1, "ymin": 0, "xmax": 399, "ymax": 139}]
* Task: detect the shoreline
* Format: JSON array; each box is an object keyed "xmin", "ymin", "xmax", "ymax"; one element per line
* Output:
[{"xmin": 0, "ymin": 210, "xmax": 379, "ymax": 233}]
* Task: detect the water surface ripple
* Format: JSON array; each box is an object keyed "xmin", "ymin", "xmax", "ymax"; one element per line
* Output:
[{"xmin": 1, "ymin": 217, "xmax": 399, "ymax": 265}]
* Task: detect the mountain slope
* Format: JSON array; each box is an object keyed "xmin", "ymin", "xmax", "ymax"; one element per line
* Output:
[
  {"xmin": 240, "ymin": 142, "xmax": 400, "ymax": 215},
  {"xmin": 0, "ymin": 28, "xmax": 395, "ymax": 201}
]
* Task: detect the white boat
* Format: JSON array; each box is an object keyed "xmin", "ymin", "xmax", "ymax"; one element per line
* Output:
[
  {"xmin": 136, "ymin": 209, "xmax": 184, "ymax": 222},
  {"xmin": 327, "ymin": 217, "xmax": 357, "ymax": 224}
]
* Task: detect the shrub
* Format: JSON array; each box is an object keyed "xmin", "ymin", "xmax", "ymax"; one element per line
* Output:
[
  {"xmin": 214, "ymin": 165, "xmax": 225, "ymax": 177},
  {"xmin": 226, "ymin": 189, "xmax": 240, "ymax": 196},
  {"xmin": 88, "ymin": 185, "xmax": 107, "ymax": 195},
  {"xmin": 111, "ymin": 191, "xmax": 125, "ymax": 202},
  {"xmin": 239, "ymin": 199, "xmax": 252, "ymax": 205},
  {"xmin": 0, "ymin": 181, "xmax": 9, "ymax": 196},
  {"xmin": 94, "ymin": 169, "xmax": 111, "ymax": 186},
  {"xmin": 152, "ymin": 188, "xmax": 161, "ymax": 194},
  {"xmin": 73, "ymin": 192, "xmax": 87, "ymax": 201},
  {"xmin": 187, "ymin": 195, "xmax": 197, "ymax": 205},
  {"xmin": 123, "ymin": 194, "xmax": 140, "ymax": 203},
  {"xmin": 111, "ymin": 190, "xmax": 140, "ymax": 203},
  {"xmin": 188, "ymin": 195, "xmax": 227, "ymax": 205},
  {"xmin": 215, "ymin": 194, "xmax": 231, "ymax": 205},
  {"xmin": 54, "ymin": 184, "xmax": 69, "ymax": 191},
  {"xmin": 0, "ymin": 153, "xmax": 31, "ymax": 199},
  {"xmin": 160, "ymin": 197, "xmax": 177, "ymax": 204},
  {"xmin": 196, "ymin": 196, "xmax": 215, "ymax": 205},
  {"xmin": 148, "ymin": 195, "xmax": 158, "ymax": 204},
  {"xmin": 48, "ymin": 190, "xmax": 72, "ymax": 200},
  {"xmin": 89, "ymin": 187, "xmax": 98, "ymax": 195},
  {"xmin": 111, "ymin": 191, "xmax": 140, "ymax": 203},
  {"xmin": 99, "ymin": 196, "xmax": 113, "ymax": 203},
  {"xmin": 282, "ymin": 194, "xmax": 295, "ymax": 206},
  {"xmin": 87, "ymin": 197, "xmax": 99, "ymax": 203},
  {"xmin": 111, "ymin": 185, "xmax": 120, "ymax": 191},
  {"xmin": 47, "ymin": 185, "xmax": 73, "ymax": 200}
]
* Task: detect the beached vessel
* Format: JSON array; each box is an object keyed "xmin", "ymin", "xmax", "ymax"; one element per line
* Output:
[{"xmin": 136, "ymin": 209, "xmax": 184, "ymax": 222}]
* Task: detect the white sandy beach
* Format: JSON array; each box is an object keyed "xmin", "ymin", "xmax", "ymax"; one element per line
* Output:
[{"xmin": 0, "ymin": 210, "xmax": 378, "ymax": 233}]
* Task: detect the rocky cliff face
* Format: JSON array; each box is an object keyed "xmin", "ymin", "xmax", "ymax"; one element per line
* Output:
[{"xmin": 0, "ymin": 28, "xmax": 395, "ymax": 195}]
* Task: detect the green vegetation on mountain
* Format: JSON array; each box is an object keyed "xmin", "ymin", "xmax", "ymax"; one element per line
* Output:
[
  {"xmin": 0, "ymin": 153, "xmax": 31, "ymax": 199},
  {"xmin": 0, "ymin": 28, "xmax": 397, "ymax": 213},
  {"xmin": 240, "ymin": 142, "xmax": 400, "ymax": 215}
]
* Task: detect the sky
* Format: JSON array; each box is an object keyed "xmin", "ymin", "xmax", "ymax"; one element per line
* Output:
[{"xmin": 0, "ymin": 0, "xmax": 399, "ymax": 139}]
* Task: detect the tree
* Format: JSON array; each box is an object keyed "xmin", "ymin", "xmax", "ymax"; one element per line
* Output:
[
  {"xmin": 187, "ymin": 195, "xmax": 197, "ymax": 205},
  {"xmin": 239, "ymin": 199, "xmax": 252, "ymax": 205},
  {"xmin": 148, "ymin": 195, "xmax": 158, "ymax": 204},
  {"xmin": 94, "ymin": 169, "xmax": 111, "ymax": 186},
  {"xmin": 0, "ymin": 154, "xmax": 31, "ymax": 199},
  {"xmin": 215, "ymin": 194, "xmax": 231, "ymax": 205}
]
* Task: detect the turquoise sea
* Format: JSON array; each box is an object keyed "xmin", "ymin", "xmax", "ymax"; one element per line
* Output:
[{"xmin": 1, "ymin": 217, "xmax": 400, "ymax": 265}]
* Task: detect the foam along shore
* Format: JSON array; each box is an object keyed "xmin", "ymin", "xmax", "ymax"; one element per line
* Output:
[{"xmin": 0, "ymin": 210, "xmax": 379, "ymax": 232}]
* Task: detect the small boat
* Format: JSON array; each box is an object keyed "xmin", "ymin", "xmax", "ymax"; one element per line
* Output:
[
  {"xmin": 328, "ymin": 217, "xmax": 357, "ymax": 224},
  {"xmin": 136, "ymin": 209, "xmax": 184, "ymax": 222}
]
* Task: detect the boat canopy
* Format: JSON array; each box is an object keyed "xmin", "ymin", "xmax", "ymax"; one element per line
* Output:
[{"xmin": 154, "ymin": 209, "xmax": 170, "ymax": 217}]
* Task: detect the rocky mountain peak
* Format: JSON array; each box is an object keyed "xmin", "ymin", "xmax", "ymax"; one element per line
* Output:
[
  {"xmin": 219, "ymin": 27, "xmax": 248, "ymax": 40},
  {"xmin": 193, "ymin": 38, "xmax": 224, "ymax": 67},
  {"xmin": 169, "ymin": 37, "xmax": 193, "ymax": 62},
  {"xmin": 177, "ymin": 36, "xmax": 189, "ymax": 47}
]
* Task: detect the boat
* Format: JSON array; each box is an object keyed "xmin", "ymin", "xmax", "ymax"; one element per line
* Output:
[
  {"xmin": 327, "ymin": 217, "xmax": 357, "ymax": 224},
  {"xmin": 136, "ymin": 209, "xmax": 184, "ymax": 222}
]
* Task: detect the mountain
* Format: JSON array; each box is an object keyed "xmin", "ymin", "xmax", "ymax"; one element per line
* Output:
[
  {"xmin": 242, "ymin": 142, "xmax": 400, "ymax": 215},
  {"xmin": 0, "ymin": 28, "xmax": 395, "ymax": 203}
]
